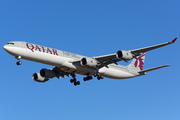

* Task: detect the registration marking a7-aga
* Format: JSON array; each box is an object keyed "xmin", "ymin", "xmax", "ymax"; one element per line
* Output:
[{"xmin": 3, "ymin": 38, "xmax": 177, "ymax": 86}]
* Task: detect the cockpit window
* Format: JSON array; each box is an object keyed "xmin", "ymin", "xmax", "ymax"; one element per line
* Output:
[{"xmin": 7, "ymin": 43, "xmax": 14, "ymax": 45}]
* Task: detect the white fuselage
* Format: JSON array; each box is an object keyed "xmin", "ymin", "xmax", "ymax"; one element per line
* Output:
[{"xmin": 3, "ymin": 41, "xmax": 136, "ymax": 79}]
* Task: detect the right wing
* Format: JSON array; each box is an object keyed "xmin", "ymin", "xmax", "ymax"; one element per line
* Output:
[
  {"xmin": 94, "ymin": 38, "xmax": 177, "ymax": 68},
  {"xmin": 131, "ymin": 38, "xmax": 177, "ymax": 54},
  {"xmin": 94, "ymin": 53, "xmax": 120, "ymax": 68},
  {"xmin": 72, "ymin": 38, "xmax": 177, "ymax": 69}
]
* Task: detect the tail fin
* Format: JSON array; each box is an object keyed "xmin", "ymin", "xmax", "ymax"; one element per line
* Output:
[{"xmin": 127, "ymin": 52, "xmax": 146, "ymax": 72}]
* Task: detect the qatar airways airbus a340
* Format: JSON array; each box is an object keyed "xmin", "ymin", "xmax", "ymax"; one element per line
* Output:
[{"xmin": 3, "ymin": 38, "xmax": 177, "ymax": 86}]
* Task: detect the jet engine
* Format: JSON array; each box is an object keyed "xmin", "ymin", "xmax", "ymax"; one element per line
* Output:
[
  {"xmin": 116, "ymin": 50, "xmax": 133, "ymax": 60},
  {"xmin": 80, "ymin": 57, "xmax": 98, "ymax": 67},
  {"xmin": 40, "ymin": 69, "xmax": 56, "ymax": 78},
  {"xmin": 32, "ymin": 73, "xmax": 49, "ymax": 82}
]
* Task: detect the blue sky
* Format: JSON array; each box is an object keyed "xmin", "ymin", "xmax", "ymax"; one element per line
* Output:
[{"xmin": 0, "ymin": 0, "xmax": 180, "ymax": 120}]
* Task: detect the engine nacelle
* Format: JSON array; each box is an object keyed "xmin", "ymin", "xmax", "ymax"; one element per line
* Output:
[
  {"xmin": 32, "ymin": 73, "xmax": 49, "ymax": 82},
  {"xmin": 80, "ymin": 57, "xmax": 97, "ymax": 67},
  {"xmin": 116, "ymin": 50, "xmax": 133, "ymax": 60},
  {"xmin": 40, "ymin": 69, "xmax": 56, "ymax": 78}
]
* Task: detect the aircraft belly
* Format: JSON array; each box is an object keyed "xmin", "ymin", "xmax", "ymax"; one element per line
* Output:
[
  {"xmin": 61, "ymin": 62, "xmax": 97, "ymax": 75},
  {"xmin": 102, "ymin": 67, "xmax": 136, "ymax": 79}
]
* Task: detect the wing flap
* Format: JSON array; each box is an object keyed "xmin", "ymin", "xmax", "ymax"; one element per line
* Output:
[
  {"xmin": 94, "ymin": 53, "xmax": 116, "ymax": 62},
  {"xmin": 94, "ymin": 54, "xmax": 120, "ymax": 68}
]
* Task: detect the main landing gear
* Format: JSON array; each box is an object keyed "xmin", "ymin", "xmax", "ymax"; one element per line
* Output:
[
  {"xmin": 83, "ymin": 73, "xmax": 104, "ymax": 82},
  {"xmin": 68, "ymin": 72, "xmax": 104, "ymax": 86},
  {"xmin": 83, "ymin": 74, "xmax": 93, "ymax": 81},
  {"xmin": 15, "ymin": 56, "xmax": 22, "ymax": 65},
  {"xmin": 93, "ymin": 73, "xmax": 104, "ymax": 80},
  {"xmin": 70, "ymin": 73, "xmax": 80, "ymax": 86},
  {"xmin": 97, "ymin": 75, "xmax": 104, "ymax": 80}
]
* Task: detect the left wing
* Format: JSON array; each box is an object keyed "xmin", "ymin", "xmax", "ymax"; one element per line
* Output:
[{"xmin": 52, "ymin": 67, "xmax": 71, "ymax": 79}]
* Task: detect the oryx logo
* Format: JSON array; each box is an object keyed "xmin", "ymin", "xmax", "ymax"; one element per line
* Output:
[{"xmin": 134, "ymin": 52, "xmax": 145, "ymax": 71}]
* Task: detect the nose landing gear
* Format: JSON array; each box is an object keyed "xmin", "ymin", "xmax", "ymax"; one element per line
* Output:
[
  {"xmin": 15, "ymin": 56, "xmax": 22, "ymax": 65},
  {"xmin": 16, "ymin": 61, "xmax": 22, "ymax": 65}
]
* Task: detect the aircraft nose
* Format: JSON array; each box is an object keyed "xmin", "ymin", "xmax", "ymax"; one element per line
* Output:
[
  {"xmin": 3, "ymin": 44, "xmax": 11, "ymax": 52},
  {"xmin": 3, "ymin": 44, "xmax": 8, "ymax": 50},
  {"xmin": 3, "ymin": 44, "xmax": 16, "ymax": 55}
]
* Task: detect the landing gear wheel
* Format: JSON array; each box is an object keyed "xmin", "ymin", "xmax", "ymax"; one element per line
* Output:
[
  {"xmin": 73, "ymin": 80, "xmax": 80, "ymax": 86},
  {"xmin": 94, "ymin": 74, "xmax": 97, "ymax": 77},
  {"xmin": 16, "ymin": 61, "xmax": 22, "ymax": 65},
  {"xmin": 73, "ymin": 78, "xmax": 77, "ymax": 82},
  {"xmin": 70, "ymin": 79, "xmax": 74, "ymax": 83},
  {"xmin": 83, "ymin": 77, "xmax": 87, "ymax": 81},
  {"xmin": 77, "ymin": 81, "xmax": 80, "ymax": 85},
  {"xmin": 86, "ymin": 77, "xmax": 90, "ymax": 81},
  {"xmin": 74, "ymin": 82, "xmax": 77, "ymax": 86},
  {"xmin": 83, "ymin": 74, "xmax": 93, "ymax": 82},
  {"xmin": 97, "ymin": 75, "xmax": 103, "ymax": 80},
  {"xmin": 15, "ymin": 56, "xmax": 22, "ymax": 66},
  {"xmin": 70, "ymin": 73, "xmax": 79, "ymax": 86}
]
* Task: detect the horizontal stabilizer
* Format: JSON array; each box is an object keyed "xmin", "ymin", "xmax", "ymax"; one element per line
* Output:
[{"xmin": 138, "ymin": 65, "xmax": 171, "ymax": 74}]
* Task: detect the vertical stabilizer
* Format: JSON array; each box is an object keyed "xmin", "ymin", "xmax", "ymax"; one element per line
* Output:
[{"xmin": 127, "ymin": 52, "xmax": 146, "ymax": 74}]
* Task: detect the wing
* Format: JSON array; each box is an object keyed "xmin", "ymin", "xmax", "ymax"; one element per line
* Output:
[
  {"xmin": 94, "ymin": 53, "xmax": 119, "ymax": 68},
  {"xmin": 131, "ymin": 38, "xmax": 177, "ymax": 53},
  {"xmin": 52, "ymin": 67, "xmax": 71, "ymax": 78},
  {"xmin": 93, "ymin": 38, "xmax": 177, "ymax": 68}
]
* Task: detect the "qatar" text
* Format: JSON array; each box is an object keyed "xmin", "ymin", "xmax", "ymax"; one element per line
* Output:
[{"xmin": 26, "ymin": 43, "xmax": 58, "ymax": 56}]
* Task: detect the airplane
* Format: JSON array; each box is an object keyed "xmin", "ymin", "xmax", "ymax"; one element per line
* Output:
[{"xmin": 3, "ymin": 38, "xmax": 177, "ymax": 86}]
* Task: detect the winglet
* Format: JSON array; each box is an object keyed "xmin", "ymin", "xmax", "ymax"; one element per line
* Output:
[{"xmin": 171, "ymin": 37, "xmax": 177, "ymax": 43}]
